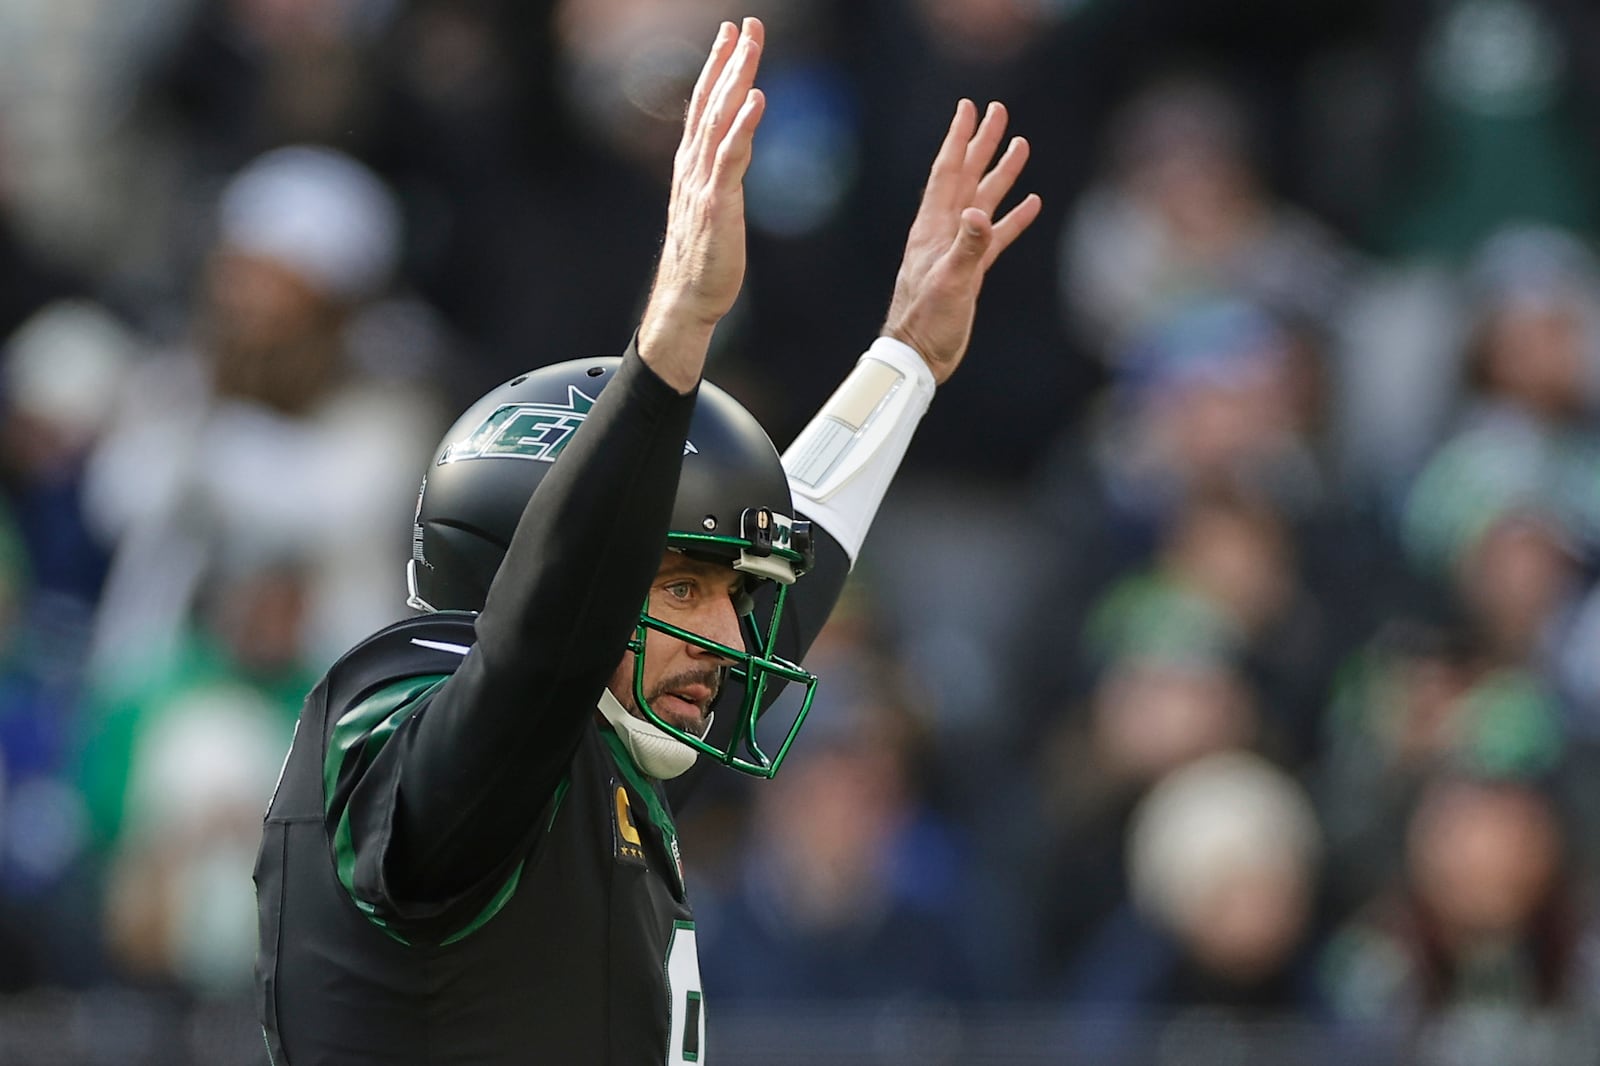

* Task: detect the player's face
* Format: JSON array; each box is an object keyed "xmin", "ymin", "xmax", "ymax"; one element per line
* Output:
[{"xmin": 607, "ymin": 552, "xmax": 744, "ymax": 737}]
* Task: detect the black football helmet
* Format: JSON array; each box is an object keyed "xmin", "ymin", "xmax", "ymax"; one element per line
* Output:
[{"xmin": 407, "ymin": 357, "xmax": 818, "ymax": 778}]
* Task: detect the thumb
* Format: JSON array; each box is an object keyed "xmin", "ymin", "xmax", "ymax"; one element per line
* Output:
[{"xmin": 954, "ymin": 207, "xmax": 992, "ymax": 260}]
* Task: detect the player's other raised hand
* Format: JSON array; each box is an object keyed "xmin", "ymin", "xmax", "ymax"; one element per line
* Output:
[{"xmin": 883, "ymin": 99, "xmax": 1042, "ymax": 385}]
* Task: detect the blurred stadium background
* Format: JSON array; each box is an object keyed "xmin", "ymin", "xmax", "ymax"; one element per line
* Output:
[{"xmin": 1, "ymin": 0, "xmax": 1599, "ymax": 1062}]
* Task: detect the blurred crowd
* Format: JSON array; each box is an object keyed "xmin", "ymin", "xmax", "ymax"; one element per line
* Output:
[{"xmin": 2, "ymin": 0, "xmax": 1600, "ymax": 1062}]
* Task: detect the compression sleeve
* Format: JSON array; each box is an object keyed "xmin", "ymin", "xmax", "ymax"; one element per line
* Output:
[
  {"xmin": 781, "ymin": 337, "xmax": 936, "ymax": 565},
  {"xmin": 349, "ymin": 343, "xmax": 696, "ymax": 908}
]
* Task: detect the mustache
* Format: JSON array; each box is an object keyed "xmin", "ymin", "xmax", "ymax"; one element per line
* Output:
[{"xmin": 648, "ymin": 667, "xmax": 723, "ymax": 706}]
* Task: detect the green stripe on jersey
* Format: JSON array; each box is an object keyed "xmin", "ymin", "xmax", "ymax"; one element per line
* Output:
[
  {"xmin": 439, "ymin": 775, "xmax": 570, "ymax": 947},
  {"xmin": 325, "ymin": 674, "xmax": 449, "ymax": 943},
  {"xmin": 324, "ymin": 674, "xmax": 575, "ymax": 947}
]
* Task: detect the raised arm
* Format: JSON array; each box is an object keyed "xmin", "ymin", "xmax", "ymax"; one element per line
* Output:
[
  {"xmin": 639, "ymin": 16, "xmax": 767, "ymax": 392},
  {"xmin": 344, "ymin": 18, "xmax": 774, "ymax": 912}
]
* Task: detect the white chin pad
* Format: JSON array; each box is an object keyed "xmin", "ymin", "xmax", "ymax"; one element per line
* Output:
[{"xmin": 598, "ymin": 690, "xmax": 698, "ymax": 779}]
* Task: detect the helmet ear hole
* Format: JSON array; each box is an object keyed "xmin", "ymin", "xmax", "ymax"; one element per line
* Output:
[{"xmin": 411, "ymin": 522, "xmax": 505, "ymax": 613}]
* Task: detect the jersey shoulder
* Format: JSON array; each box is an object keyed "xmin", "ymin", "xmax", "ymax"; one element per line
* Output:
[{"xmin": 322, "ymin": 611, "xmax": 480, "ymax": 722}]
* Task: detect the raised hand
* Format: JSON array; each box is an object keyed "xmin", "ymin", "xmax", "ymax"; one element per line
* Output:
[
  {"xmin": 882, "ymin": 100, "xmax": 1042, "ymax": 385},
  {"xmin": 638, "ymin": 17, "xmax": 768, "ymax": 392}
]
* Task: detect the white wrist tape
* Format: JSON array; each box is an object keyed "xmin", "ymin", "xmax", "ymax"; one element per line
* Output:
[{"xmin": 782, "ymin": 337, "xmax": 937, "ymax": 564}]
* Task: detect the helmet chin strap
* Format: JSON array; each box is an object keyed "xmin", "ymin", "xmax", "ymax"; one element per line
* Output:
[{"xmin": 597, "ymin": 689, "xmax": 706, "ymax": 780}]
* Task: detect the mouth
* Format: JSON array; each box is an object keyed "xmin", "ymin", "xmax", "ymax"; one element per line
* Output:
[{"xmin": 651, "ymin": 681, "xmax": 716, "ymax": 736}]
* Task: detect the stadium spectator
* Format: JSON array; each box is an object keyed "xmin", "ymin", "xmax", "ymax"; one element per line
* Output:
[
  {"xmin": 1029, "ymin": 648, "xmax": 1262, "ymax": 980},
  {"xmin": 1320, "ymin": 766, "xmax": 1600, "ymax": 1066},
  {"xmin": 1058, "ymin": 751, "xmax": 1330, "ymax": 1061},
  {"xmin": 83, "ymin": 557, "xmax": 317, "ymax": 996},
  {"xmin": 80, "ymin": 144, "xmax": 444, "ymax": 684},
  {"xmin": 698, "ymin": 643, "xmax": 984, "ymax": 1003},
  {"xmin": 1060, "ymin": 71, "xmax": 1358, "ymax": 364}
]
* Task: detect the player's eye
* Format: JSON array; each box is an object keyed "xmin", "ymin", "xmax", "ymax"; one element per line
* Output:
[{"xmin": 662, "ymin": 580, "xmax": 695, "ymax": 602}]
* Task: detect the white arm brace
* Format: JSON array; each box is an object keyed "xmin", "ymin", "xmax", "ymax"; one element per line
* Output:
[{"xmin": 781, "ymin": 336, "xmax": 937, "ymax": 566}]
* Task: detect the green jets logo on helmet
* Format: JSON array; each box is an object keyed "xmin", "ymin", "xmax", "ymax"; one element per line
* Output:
[
  {"xmin": 438, "ymin": 386, "xmax": 594, "ymax": 465},
  {"xmin": 439, "ymin": 387, "xmax": 696, "ymax": 465}
]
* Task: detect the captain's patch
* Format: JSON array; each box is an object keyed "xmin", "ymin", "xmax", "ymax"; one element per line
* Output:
[{"xmin": 611, "ymin": 780, "xmax": 647, "ymax": 866}]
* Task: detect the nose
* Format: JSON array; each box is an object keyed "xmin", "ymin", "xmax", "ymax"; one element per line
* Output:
[{"xmin": 687, "ymin": 592, "xmax": 743, "ymax": 662}]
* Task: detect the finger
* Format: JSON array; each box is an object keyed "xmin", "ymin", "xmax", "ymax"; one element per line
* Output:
[
  {"xmin": 684, "ymin": 22, "xmax": 738, "ymax": 134},
  {"xmin": 742, "ymin": 14, "xmax": 765, "ymax": 51},
  {"xmin": 926, "ymin": 99, "xmax": 979, "ymax": 197},
  {"xmin": 982, "ymin": 192, "xmax": 1043, "ymax": 270},
  {"xmin": 715, "ymin": 19, "xmax": 765, "ymax": 110},
  {"xmin": 712, "ymin": 88, "xmax": 766, "ymax": 184},
  {"xmin": 962, "ymin": 101, "xmax": 1010, "ymax": 184},
  {"xmin": 697, "ymin": 19, "xmax": 764, "ymax": 168},
  {"xmin": 953, "ymin": 207, "xmax": 995, "ymax": 265},
  {"xmin": 974, "ymin": 136, "xmax": 1030, "ymax": 216}
]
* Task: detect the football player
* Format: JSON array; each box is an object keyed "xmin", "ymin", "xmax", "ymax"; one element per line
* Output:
[{"xmin": 254, "ymin": 16, "xmax": 1039, "ymax": 1064}]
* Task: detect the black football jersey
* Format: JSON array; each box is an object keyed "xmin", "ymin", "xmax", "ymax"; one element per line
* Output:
[{"xmin": 257, "ymin": 612, "xmax": 708, "ymax": 1064}]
